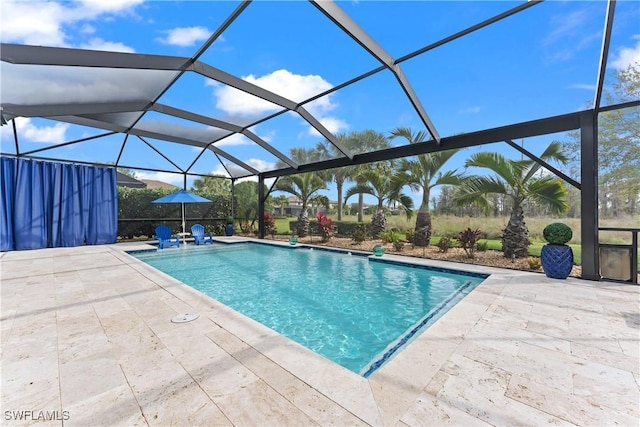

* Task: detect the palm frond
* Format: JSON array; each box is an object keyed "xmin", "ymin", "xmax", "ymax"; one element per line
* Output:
[
  {"xmin": 526, "ymin": 177, "xmax": 568, "ymax": 214},
  {"xmin": 465, "ymin": 152, "xmax": 524, "ymax": 188},
  {"xmin": 451, "ymin": 175, "xmax": 509, "ymax": 212},
  {"xmin": 524, "ymin": 141, "xmax": 570, "ymax": 181},
  {"xmin": 344, "ymin": 184, "xmax": 374, "ymax": 203},
  {"xmin": 432, "ymin": 169, "xmax": 464, "ymax": 187}
]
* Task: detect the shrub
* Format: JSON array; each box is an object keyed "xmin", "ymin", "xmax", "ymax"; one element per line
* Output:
[
  {"xmin": 316, "ymin": 212, "xmax": 336, "ymax": 242},
  {"xmin": 351, "ymin": 224, "xmax": 366, "ymax": 244},
  {"xmin": 476, "ymin": 240, "xmax": 489, "ymax": 252},
  {"xmin": 263, "ymin": 212, "xmax": 277, "ymax": 237},
  {"xmin": 457, "ymin": 228, "xmax": 482, "ymax": 259},
  {"xmin": 378, "ymin": 230, "xmax": 396, "ymax": 243},
  {"xmin": 543, "ymin": 222, "xmax": 573, "ymax": 245},
  {"xmin": 436, "ymin": 236, "xmax": 453, "ymax": 253},
  {"xmin": 393, "ymin": 240, "xmax": 405, "ymax": 252},
  {"xmin": 527, "ymin": 257, "xmax": 542, "ymax": 270},
  {"xmin": 405, "ymin": 228, "xmax": 414, "ymax": 244}
]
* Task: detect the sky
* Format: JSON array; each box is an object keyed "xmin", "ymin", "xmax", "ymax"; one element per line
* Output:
[{"xmin": 1, "ymin": 0, "xmax": 639, "ymax": 207}]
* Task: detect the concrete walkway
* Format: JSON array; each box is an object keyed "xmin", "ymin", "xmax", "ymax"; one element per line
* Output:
[{"xmin": 1, "ymin": 240, "xmax": 638, "ymax": 426}]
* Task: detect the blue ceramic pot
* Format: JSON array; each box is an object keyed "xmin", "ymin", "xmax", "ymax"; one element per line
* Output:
[{"xmin": 541, "ymin": 244, "xmax": 573, "ymax": 279}]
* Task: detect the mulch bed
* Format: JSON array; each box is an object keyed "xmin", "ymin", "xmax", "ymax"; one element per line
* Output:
[{"xmin": 265, "ymin": 235, "xmax": 583, "ymax": 278}]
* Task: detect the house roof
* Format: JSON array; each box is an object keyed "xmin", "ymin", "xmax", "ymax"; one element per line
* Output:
[
  {"xmin": 116, "ymin": 172, "xmax": 146, "ymax": 188},
  {"xmin": 141, "ymin": 180, "xmax": 180, "ymax": 190}
]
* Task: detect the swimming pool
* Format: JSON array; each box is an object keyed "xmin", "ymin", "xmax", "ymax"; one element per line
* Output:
[{"xmin": 131, "ymin": 242, "xmax": 487, "ymax": 376}]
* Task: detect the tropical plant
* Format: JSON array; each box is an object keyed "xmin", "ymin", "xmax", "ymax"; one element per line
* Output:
[
  {"xmin": 344, "ymin": 167, "xmax": 413, "ymax": 238},
  {"xmin": 316, "ymin": 212, "xmax": 335, "ymax": 242},
  {"xmin": 527, "ymin": 257, "xmax": 542, "ymax": 270},
  {"xmin": 275, "ymin": 173, "xmax": 327, "ymax": 237},
  {"xmin": 263, "ymin": 211, "xmax": 277, "ymax": 237},
  {"xmin": 389, "ymin": 127, "xmax": 463, "ymax": 247},
  {"xmin": 453, "ymin": 142, "xmax": 569, "ymax": 258},
  {"xmin": 192, "ymin": 174, "xmax": 231, "ymax": 196},
  {"xmin": 457, "ymin": 228, "xmax": 482, "ymax": 259},
  {"xmin": 233, "ymin": 181, "xmax": 272, "ymax": 234},
  {"xmin": 315, "ymin": 134, "xmax": 356, "ymax": 221},
  {"xmin": 436, "ymin": 236, "xmax": 454, "ymax": 253},
  {"xmin": 331, "ymin": 130, "xmax": 391, "ymax": 222},
  {"xmin": 351, "ymin": 224, "xmax": 366, "ymax": 244},
  {"xmin": 543, "ymin": 222, "xmax": 573, "ymax": 245},
  {"xmin": 476, "ymin": 240, "xmax": 489, "ymax": 252}
]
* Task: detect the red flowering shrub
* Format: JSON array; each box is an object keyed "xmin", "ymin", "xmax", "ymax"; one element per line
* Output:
[
  {"xmin": 316, "ymin": 212, "xmax": 335, "ymax": 242},
  {"xmin": 264, "ymin": 211, "xmax": 277, "ymax": 237}
]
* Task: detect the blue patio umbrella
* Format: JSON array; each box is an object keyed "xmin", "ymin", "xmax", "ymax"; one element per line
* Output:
[{"xmin": 152, "ymin": 190, "xmax": 212, "ymax": 237}]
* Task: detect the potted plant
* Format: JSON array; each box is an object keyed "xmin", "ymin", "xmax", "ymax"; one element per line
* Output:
[
  {"xmin": 540, "ymin": 222, "xmax": 574, "ymax": 279},
  {"xmin": 224, "ymin": 216, "xmax": 235, "ymax": 236}
]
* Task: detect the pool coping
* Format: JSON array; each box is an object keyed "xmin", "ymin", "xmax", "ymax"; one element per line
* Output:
[{"xmin": 3, "ymin": 238, "xmax": 638, "ymax": 426}]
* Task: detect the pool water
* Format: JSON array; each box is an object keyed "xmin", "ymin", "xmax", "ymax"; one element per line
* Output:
[{"xmin": 131, "ymin": 243, "xmax": 487, "ymax": 376}]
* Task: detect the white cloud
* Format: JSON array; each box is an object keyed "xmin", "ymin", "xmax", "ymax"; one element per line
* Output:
[
  {"xmin": 210, "ymin": 69, "xmax": 348, "ymax": 137},
  {"xmin": 610, "ymin": 37, "xmax": 640, "ymax": 70},
  {"xmin": 457, "ymin": 106, "xmax": 482, "ymax": 114},
  {"xmin": 569, "ymin": 83, "xmax": 596, "ymax": 91},
  {"xmin": 308, "ymin": 116, "xmax": 349, "ymax": 137},
  {"xmin": 78, "ymin": 0, "xmax": 144, "ymax": 15},
  {"xmin": 245, "ymin": 158, "xmax": 276, "ymax": 172},
  {"xmin": 1, "ymin": 0, "xmax": 67, "ymax": 46},
  {"xmin": 158, "ymin": 26, "xmax": 210, "ymax": 47},
  {"xmin": 211, "ymin": 158, "xmax": 276, "ymax": 179},
  {"xmin": 0, "ymin": 117, "xmax": 69, "ymax": 144},
  {"xmin": 0, "ymin": 0, "xmax": 143, "ymax": 47},
  {"xmin": 212, "ymin": 69, "xmax": 335, "ymax": 117},
  {"xmin": 215, "ymin": 133, "xmax": 250, "ymax": 147},
  {"xmin": 79, "ymin": 38, "xmax": 135, "ymax": 53}
]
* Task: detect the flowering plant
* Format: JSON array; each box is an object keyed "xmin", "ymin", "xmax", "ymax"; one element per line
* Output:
[
  {"xmin": 316, "ymin": 212, "xmax": 335, "ymax": 242},
  {"xmin": 263, "ymin": 212, "xmax": 277, "ymax": 237}
]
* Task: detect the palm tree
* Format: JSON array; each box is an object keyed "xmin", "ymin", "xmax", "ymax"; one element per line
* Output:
[
  {"xmin": 453, "ymin": 142, "xmax": 569, "ymax": 258},
  {"xmin": 275, "ymin": 173, "xmax": 327, "ymax": 237},
  {"xmin": 315, "ymin": 135, "xmax": 352, "ymax": 221},
  {"xmin": 389, "ymin": 127, "xmax": 463, "ymax": 246},
  {"xmin": 345, "ymin": 167, "xmax": 413, "ymax": 237}
]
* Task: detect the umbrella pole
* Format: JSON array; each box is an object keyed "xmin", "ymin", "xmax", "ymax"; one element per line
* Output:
[{"xmin": 181, "ymin": 202, "xmax": 186, "ymax": 245}]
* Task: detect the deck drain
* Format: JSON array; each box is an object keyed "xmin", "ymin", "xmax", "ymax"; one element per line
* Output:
[{"xmin": 171, "ymin": 312, "xmax": 200, "ymax": 323}]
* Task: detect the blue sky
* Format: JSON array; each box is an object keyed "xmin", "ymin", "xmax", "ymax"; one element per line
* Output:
[{"xmin": 1, "ymin": 0, "xmax": 639, "ymax": 206}]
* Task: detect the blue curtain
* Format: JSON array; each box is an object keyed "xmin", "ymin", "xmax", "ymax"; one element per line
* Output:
[
  {"xmin": 14, "ymin": 159, "xmax": 48, "ymax": 250},
  {"xmin": 0, "ymin": 157, "xmax": 16, "ymax": 251},
  {"xmin": 85, "ymin": 166, "xmax": 118, "ymax": 245},
  {"xmin": 1, "ymin": 157, "xmax": 118, "ymax": 250}
]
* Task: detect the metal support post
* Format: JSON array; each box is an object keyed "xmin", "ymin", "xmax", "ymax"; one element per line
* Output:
[{"xmin": 580, "ymin": 110, "xmax": 599, "ymax": 281}]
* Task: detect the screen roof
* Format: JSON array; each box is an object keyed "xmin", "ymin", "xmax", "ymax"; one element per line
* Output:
[{"xmin": 1, "ymin": 0, "xmax": 638, "ymax": 181}]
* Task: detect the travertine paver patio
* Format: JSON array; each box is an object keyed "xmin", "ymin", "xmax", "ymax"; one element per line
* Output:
[{"xmin": 1, "ymin": 239, "xmax": 638, "ymax": 426}]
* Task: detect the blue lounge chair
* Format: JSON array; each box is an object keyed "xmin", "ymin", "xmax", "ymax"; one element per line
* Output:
[
  {"xmin": 155, "ymin": 225, "xmax": 180, "ymax": 249},
  {"xmin": 191, "ymin": 224, "xmax": 214, "ymax": 245}
]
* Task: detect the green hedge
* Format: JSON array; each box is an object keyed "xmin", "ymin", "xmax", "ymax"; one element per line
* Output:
[{"xmin": 117, "ymin": 187, "xmax": 231, "ymax": 238}]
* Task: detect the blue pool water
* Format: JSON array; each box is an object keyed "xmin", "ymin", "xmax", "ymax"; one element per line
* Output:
[{"xmin": 131, "ymin": 243, "xmax": 487, "ymax": 376}]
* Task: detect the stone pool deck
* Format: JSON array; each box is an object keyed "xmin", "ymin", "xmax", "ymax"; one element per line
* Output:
[{"xmin": 1, "ymin": 238, "xmax": 638, "ymax": 426}]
